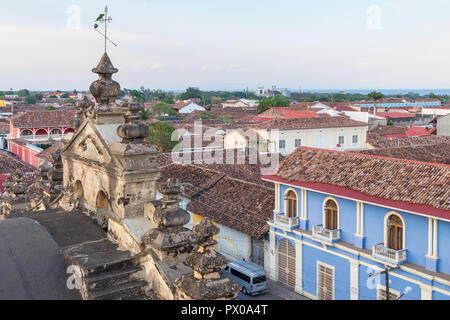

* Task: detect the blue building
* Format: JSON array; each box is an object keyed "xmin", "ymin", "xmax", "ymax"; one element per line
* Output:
[
  {"xmin": 263, "ymin": 147, "xmax": 450, "ymax": 300},
  {"xmin": 354, "ymin": 100, "xmax": 441, "ymax": 109}
]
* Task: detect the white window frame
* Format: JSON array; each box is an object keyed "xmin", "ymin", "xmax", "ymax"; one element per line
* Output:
[
  {"xmin": 295, "ymin": 138, "xmax": 302, "ymax": 148},
  {"xmin": 317, "ymin": 261, "xmax": 335, "ymax": 300}
]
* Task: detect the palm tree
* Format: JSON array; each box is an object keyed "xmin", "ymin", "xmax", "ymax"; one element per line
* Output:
[
  {"xmin": 138, "ymin": 108, "xmax": 151, "ymax": 121},
  {"xmin": 367, "ymin": 91, "xmax": 384, "ymax": 116}
]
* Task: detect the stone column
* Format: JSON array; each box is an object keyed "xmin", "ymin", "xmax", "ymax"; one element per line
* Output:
[{"xmin": 174, "ymin": 218, "xmax": 241, "ymax": 300}]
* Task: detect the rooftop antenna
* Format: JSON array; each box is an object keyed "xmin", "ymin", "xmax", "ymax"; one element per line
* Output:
[{"xmin": 93, "ymin": 5, "xmax": 118, "ymax": 52}]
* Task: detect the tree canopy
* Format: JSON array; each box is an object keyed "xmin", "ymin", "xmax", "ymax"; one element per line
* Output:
[
  {"xmin": 146, "ymin": 122, "xmax": 179, "ymax": 152},
  {"xmin": 257, "ymin": 97, "xmax": 290, "ymax": 113}
]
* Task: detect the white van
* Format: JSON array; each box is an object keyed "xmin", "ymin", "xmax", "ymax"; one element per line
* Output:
[{"xmin": 222, "ymin": 261, "xmax": 268, "ymax": 296}]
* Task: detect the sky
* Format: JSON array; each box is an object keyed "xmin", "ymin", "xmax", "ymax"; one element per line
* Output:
[{"xmin": 1, "ymin": 0, "xmax": 450, "ymax": 91}]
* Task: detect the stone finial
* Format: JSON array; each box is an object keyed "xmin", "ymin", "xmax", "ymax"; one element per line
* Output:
[
  {"xmin": 12, "ymin": 169, "xmax": 26, "ymax": 197},
  {"xmin": 142, "ymin": 179, "xmax": 198, "ymax": 263},
  {"xmin": 43, "ymin": 149, "xmax": 64, "ymax": 199},
  {"xmin": 186, "ymin": 218, "xmax": 227, "ymax": 279},
  {"xmin": 1, "ymin": 174, "xmax": 14, "ymax": 203},
  {"xmin": 174, "ymin": 217, "xmax": 241, "ymax": 300},
  {"xmin": 89, "ymin": 53, "xmax": 121, "ymax": 105},
  {"xmin": 74, "ymin": 96, "xmax": 94, "ymax": 128},
  {"xmin": 192, "ymin": 218, "xmax": 220, "ymax": 244},
  {"xmin": 116, "ymin": 97, "xmax": 149, "ymax": 143},
  {"xmin": 150, "ymin": 179, "xmax": 189, "ymax": 228}
]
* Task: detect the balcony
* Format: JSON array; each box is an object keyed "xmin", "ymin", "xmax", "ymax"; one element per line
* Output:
[
  {"xmin": 312, "ymin": 225, "xmax": 341, "ymax": 244},
  {"xmin": 372, "ymin": 243, "xmax": 407, "ymax": 266},
  {"xmin": 273, "ymin": 212, "xmax": 299, "ymax": 230}
]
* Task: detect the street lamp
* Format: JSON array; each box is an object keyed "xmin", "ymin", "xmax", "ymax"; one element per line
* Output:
[{"xmin": 397, "ymin": 286, "xmax": 412, "ymax": 300}]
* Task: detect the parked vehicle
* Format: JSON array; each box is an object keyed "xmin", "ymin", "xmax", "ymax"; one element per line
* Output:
[{"xmin": 222, "ymin": 260, "xmax": 268, "ymax": 296}]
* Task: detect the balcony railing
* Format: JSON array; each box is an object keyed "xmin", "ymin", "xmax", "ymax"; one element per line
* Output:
[
  {"xmin": 312, "ymin": 225, "xmax": 341, "ymax": 243},
  {"xmin": 372, "ymin": 243, "xmax": 407, "ymax": 265},
  {"xmin": 273, "ymin": 212, "xmax": 299, "ymax": 230},
  {"xmin": 19, "ymin": 135, "xmax": 34, "ymax": 140}
]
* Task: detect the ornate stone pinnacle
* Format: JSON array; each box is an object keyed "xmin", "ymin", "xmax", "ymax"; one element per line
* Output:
[
  {"xmin": 116, "ymin": 97, "xmax": 149, "ymax": 143},
  {"xmin": 12, "ymin": 169, "xmax": 26, "ymax": 197},
  {"xmin": 89, "ymin": 53, "xmax": 121, "ymax": 105},
  {"xmin": 75, "ymin": 96, "xmax": 94, "ymax": 124},
  {"xmin": 192, "ymin": 218, "xmax": 220, "ymax": 246}
]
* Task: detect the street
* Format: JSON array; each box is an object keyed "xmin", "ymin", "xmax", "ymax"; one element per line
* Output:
[{"xmin": 237, "ymin": 280, "xmax": 310, "ymax": 300}]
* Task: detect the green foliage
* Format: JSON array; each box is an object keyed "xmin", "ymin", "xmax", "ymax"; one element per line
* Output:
[
  {"xmin": 367, "ymin": 91, "xmax": 384, "ymax": 103},
  {"xmin": 129, "ymin": 90, "xmax": 146, "ymax": 103},
  {"xmin": 24, "ymin": 94, "xmax": 37, "ymax": 104},
  {"xmin": 61, "ymin": 93, "xmax": 70, "ymax": 99},
  {"xmin": 178, "ymin": 87, "xmax": 202, "ymax": 100},
  {"xmin": 138, "ymin": 108, "xmax": 151, "ymax": 120},
  {"xmin": 219, "ymin": 115, "xmax": 233, "ymax": 120},
  {"xmin": 152, "ymin": 102, "xmax": 177, "ymax": 117},
  {"xmin": 17, "ymin": 89, "xmax": 29, "ymax": 97},
  {"xmin": 49, "ymin": 95, "xmax": 58, "ymax": 98},
  {"xmin": 387, "ymin": 121, "xmax": 394, "ymax": 126},
  {"xmin": 257, "ymin": 97, "xmax": 290, "ymax": 113},
  {"xmin": 146, "ymin": 122, "xmax": 178, "ymax": 152},
  {"xmin": 200, "ymin": 113, "xmax": 217, "ymax": 119},
  {"xmin": 46, "ymin": 106, "xmax": 56, "ymax": 110}
]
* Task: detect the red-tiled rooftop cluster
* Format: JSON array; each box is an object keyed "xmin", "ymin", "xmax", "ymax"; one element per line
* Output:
[
  {"xmin": 275, "ymin": 147, "xmax": 450, "ymax": 211},
  {"xmin": 12, "ymin": 110, "xmax": 77, "ymax": 128}
]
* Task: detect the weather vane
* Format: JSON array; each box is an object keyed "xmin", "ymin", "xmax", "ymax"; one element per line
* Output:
[{"xmin": 93, "ymin": 5, "xmax": 118, "ymax": 52}]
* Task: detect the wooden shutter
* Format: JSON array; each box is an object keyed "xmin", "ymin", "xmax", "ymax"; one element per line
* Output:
[
  {"xmin": 378, "ymin": 288, "xmax": 399, "ymax": 300},
  {"xmin": 278, "ymin": 239, "xmax": 296, "ymax": 288},
  {"xmin": 317, "ymin": 263, "xmax": 334, "ymax": 300}
]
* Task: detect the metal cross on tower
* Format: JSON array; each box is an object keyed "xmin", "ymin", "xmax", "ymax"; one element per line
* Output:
[{"xmin": 94, "ymin": 5, "xmax": 118, "ymax": 52}]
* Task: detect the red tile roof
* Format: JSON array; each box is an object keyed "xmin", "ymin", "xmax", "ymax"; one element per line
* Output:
[
  {"xmin": 251, "ymin": 116, "xmax": 368, "ymax": 130},
  {"xmin": 36, "ymin": 143, "xmax": 62, "ymax": 164},
  {"xmin": 157, "ymin": 154, "xmax": 276, "ymax": 238},
  {"xmin": 405, "ymin": 126, "xmax": 436, "ymax": 137},
  {"xmin": 378, "ymin": 112, "xmax": 415, "ymax": 119},
  {"xmin": 11, "ymin": 110, "xmax": 76, "ymax": 128},
  {"xmin": 266, "ymin": 147, "xmax": 450, "ymax": 214}
]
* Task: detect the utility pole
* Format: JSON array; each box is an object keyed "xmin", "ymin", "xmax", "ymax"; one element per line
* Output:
[
  {"xmin": 368, "ymin": 265, "xmax": 397, "ymax": 300},
  {"xmin": 385, "ymin": 266, "xmax": 390, "ymax": 300}
]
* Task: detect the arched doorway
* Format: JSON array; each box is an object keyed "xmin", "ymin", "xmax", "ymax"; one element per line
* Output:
[
  {"xmin": 96, "ymin": 190, "xmax": 109, "ymax": 232},
  {"xmin": 324, "ymin": 199, "xmax": 338, "ymax": 230},
  {"xmin": 285, "ymin": 190, "xmax": 297, "ymax": 218},
  {"xmin": 278, "ymin": 239, "xmax": 296, "ymax": 288},
  {"xmin": 74, "ymin": 181, "xmax": 83, "ymax": 197},
  {"xmin": 386, "ymin": 214, "xmax": 404, "ymax": 250},
  {"xmin": 74, "ymin": 180, "xmax": 84, "ymax": 209}
]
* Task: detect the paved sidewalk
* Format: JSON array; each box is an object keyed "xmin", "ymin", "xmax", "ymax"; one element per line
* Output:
[
  {"xmin": 238, "ymin": 280, "xmax": 310, "ymax": 300},
  {"xmin": 267, "ymin": 280, "xmax": 310, "ymax": 300}
]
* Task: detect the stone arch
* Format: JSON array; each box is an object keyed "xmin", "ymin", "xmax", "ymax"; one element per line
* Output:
[
  {"xmin": 50, "ymin": 128, "xmax": 62, "ymax": 136},
  {"xmin": 95, "ymin": 190, "xmax": 109, "ymax": 231},
  {"xmin": 35, "ymin": 129, "xmax": 48, "ymax": 136},
  {"xmin": 20, "ymin": 129, "xmax": 33, "ymax": 137},
  {"xmin": 384, "ymin": 212, "xmax": 405, "ymax": 250},
  {"xmin": 74, "ymin": 180, "xmax": 84, "ymax": 199}
]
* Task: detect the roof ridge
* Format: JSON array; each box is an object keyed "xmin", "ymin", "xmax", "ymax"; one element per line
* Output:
[{"xmin": 297, "ymin": 146, "xmax": 450, "ymax": 168}]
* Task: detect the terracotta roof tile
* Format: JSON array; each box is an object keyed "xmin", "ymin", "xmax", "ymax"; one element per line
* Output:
[
  {"xmin": 12, "ymin": 110, "xmax": 76, "ymax": 128},
  {"xmin": 251, "ymin": 116, "xmax": 368, "ymax": 130},
  {"xmin": 276, "ymin": 147, "xmax": 450, "ymax": 211}
]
